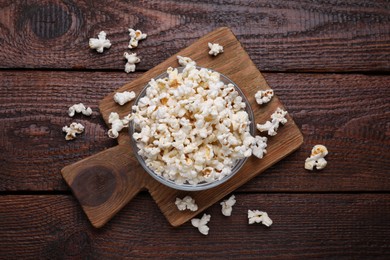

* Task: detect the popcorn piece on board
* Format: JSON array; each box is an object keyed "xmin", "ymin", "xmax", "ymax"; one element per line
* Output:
[
  {"xmin": 220, "ymin": 195, "xmax": 236, "ymax": 216},
  {"xmin": 256, "ymin": 107, "xmax": 288, "ymax": 136},
  {"xmin": 255, "ymin": 89, "xmax": 274, "ymax": 105},
  {"xmin": 107, "ymin": 112, "xmax": 132, "ymax": 138},
  {"xmin": 191, "ymin": 214, "xmax": 211, "ymax": 235},
  {"xmin": 124, "ymin": 52, "xmax": 140, "ymax": 73},
  {"xmin": 305, "ymin": 144, "xmax": 329, "ymax": 170},
  {"xmin": 62, "ymin": 122, "xmax": 84, "ymax": 140},
  {"xmin": 208, "ymin": 42, "xmax": 224, "ymax": 56},
  {"xmin": 175, "ymin": 196, "xmax": 198, "ymax": 211},
  {"xmin": 68, "ymin": 103, "xmax": 92, "ymax": 117},
  {"xmin": 128, "ymin": 28, "xmax": 147, "ymax": 49},
  {"xmin": 89, "ymin": 31, "xmax": 111, "ymax": 53},
  {"xmin": 114, "ymin": 91, "xmax": 136, "ymax": 106},
  {"xmin": 248, "ymin": 210, "xmax": 273, "ymax": 227}
]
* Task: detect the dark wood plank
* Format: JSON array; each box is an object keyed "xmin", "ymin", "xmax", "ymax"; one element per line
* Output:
[
  {"xmin": 0, "ymin": 0, "xmax": 389, "ymax": 72},
  {"xmin": 0, "ymin": 194, "xmax": 389, "ymax": 259},
  {"xmin": 0, "ymin": 71, "xmax": 389, "ymax": 191}
]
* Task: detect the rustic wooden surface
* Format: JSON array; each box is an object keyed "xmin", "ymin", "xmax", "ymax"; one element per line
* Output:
[{"xmin": 0, "ymin": 0, "xmax": 389, "ymax": 258}]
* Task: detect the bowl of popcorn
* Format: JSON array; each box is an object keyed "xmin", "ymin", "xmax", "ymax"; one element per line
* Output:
[{"xmin": 129, "ymin": 62, "xmax": 257, "ymax": 191}]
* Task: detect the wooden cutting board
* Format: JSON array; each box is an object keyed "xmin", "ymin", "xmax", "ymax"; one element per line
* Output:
[{"xmin": 61, "ymin": 27, "xmax": 303, "ymax": 228}]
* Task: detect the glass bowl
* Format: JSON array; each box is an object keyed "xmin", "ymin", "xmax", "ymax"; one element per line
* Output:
[{"xmin": 129, "ymin": 66, "xmax": 255, "ymax": 191}]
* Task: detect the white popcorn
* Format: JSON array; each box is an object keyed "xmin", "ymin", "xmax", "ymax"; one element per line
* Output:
[
  {"xmin": 68, "ymin": 103, "xmax": 92, "ymax": 117},
  {"xmin": 305, "ymin": 145, "xmax": 329, "ymax": 170},
  {"xmin": 124, "ymin": 52, "xmax": 140, "ymax": 73},
  {"xmin": 255, "ymin": 89, "xmax": 274, "ymax": 105},
  {"xmin": 89, "ymin": 31, "xmax": 111, "ymax": 53},
  {"xmin": 62, "ymin": 122, "xmax": 84, "ymax": 140},
  {"xmin": 252, "ymin": 136, "xmax": 268, "ymax": 159},
  {"xmin": 220, "ymin": 195, "xmax": 236, "ymax": 216},
  {"xmin": 248, "ymin": 210, "xmax": 273, "ymax": 227},
  {"xmin": 114, "ymin": 91, "xmax": 136, "ymax": 105},
  {"xmin": 177, "ymin": 55, "xmax": 196, "ymax": 67},
  {"xmin": 208, "ymin": 42, "xmax": 224, "ymax": 56},
  {"xmin": 256, "ymin": 107, "xmax": 288, "ymax": 136},
  {"xmin": 128, "ymin": 28, "xmax": 147, "ymax": 49},
  {"xmin": 191, "ymin": 214, "xmax": 211, "ymax": 236},
  {"xmin": 107, "ymin": 112, "xmax": 131, "ymax": 138},
  {"xmin": 175, "ymin": 196, "xmax": 198, "ymax": 211}
]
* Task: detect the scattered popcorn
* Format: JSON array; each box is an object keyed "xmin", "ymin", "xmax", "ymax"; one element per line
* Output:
[
  {"xmin": 128, "ymin": 28, "xmax": 147, "ymax": 49},
  {"xmin": 251, "ymin": 136, "xmax": 268, "ymax": 159},
  {"xmin": 124, "ymin": 52, "xmax": 140, "ymax": 73},
  {"xmin": 114, "ymin": 91, "xmax": 136, "ymax": 106},
  {"xmin": 62, "ymin": 122, "xmax": 84, "ymax": 140},
  {"xmin": 177, "ymin": 55, "xmax": 196, "ymax": 67},
  {"xmin": 68, "ymin": 103, "xmax": 92, "ymax": 117},
  {"xmin": 208, "ymin": 42, "xmax": 224, "ymax": 56},
  {"xmin": 256, "ymin": 107, "xmax": 287, "ymax": 136},
  {"xmin": 305, "ymin": 144, "xmax": 329, "ymax": 170},
  {"xmin": 248, "ymin": 210, "xmax": 273, "ymax": 227},
  {"xmin": 107, "ymin": 112, "xmax": 132, "ymax": 138},
  {"xmin": 191, "ymin": 214, "xmax": 211, "ymax": 235},
  {"xmin": 255, "ymin": 89, "xmax": 274, "ymax": 105},
  {"xmin": 175, "ymin": 196, "xmax": 198, "ymax": 211},
  {"xmin": 131, "ymin": 64, "xmax": 258, "ymax": 185},
  {"xmin": 220, "ymin": 195, "xmax": 236, "ymax": 216},
  {"xmin": 89, "ymin": 31, "xmax": 111, "ymax": 53}
]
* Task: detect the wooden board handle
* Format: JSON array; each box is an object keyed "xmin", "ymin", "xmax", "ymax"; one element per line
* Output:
[{"xmin": 61, "ymin": 145, "xmax": 145, "ymax": 228}]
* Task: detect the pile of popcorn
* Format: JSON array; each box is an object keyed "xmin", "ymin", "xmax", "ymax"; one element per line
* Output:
[{"xmin": 131, "ymin": 61, "xmax": 266, "ymax": 185}]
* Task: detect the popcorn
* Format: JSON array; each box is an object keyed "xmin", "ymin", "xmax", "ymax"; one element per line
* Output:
[
  {"xmin": 252, "ymin": 136, "xmax": 268, "ymax": 159},
  {"xmin": 175, "ymin": 196, "xmax": 198, "ymax": 211},
  {"xmin": 62, "ymin": 122, "xmax": 84, "ymax": 140},
  {"xmin": 128, "ymin": 28, "xmax": 147, "ymax": 49},
  {"xmin": 107, "ymin": 112, "xmax": 131, "ymax": 138},
  {"xmin": 124, "ymin": 52, "xmax": 140, "ymax": 73},
  {"xmin": 177, "ymin": 55, "xmax": 196, "ymax": 67},
  {"xmin": 208, "ymin": 42, "xmax": 224, "ymax": 56},
  {"xmin": 68, "ymin": 103, "xmax": 92, "ymax": 117},
  {"xmin": 220, "ymin": 195, "xmax": 236, "ymax": 216},
  {"xmin": 114, "ymin": 91, "xmax": 136, "ymax": 105},
  {"xmin": 256, "ymin": 107, "xmax": 287, "ymax": 136},
  {"xmin": 248, "ymin": 210, "xmax": 273, "ymax": 227},
  {"xmin": 255, "ymin": 89, "xmax": 274, "ymax": 105},
  {"xmin": 305, "ymin": 145, "xmax": 328, "ymax": 170},
  {"xmin": 191, "ymin": 214, "xmax": 211, "ymax": 235},
  {"xmin": 89, "ymin": 31, "xmax": 111, "ymax": 53}
]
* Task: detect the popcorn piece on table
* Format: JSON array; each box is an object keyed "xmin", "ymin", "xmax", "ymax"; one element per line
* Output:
[
  {"xmin": 89, "ymin": 31, "xmax": 111, "ymax": 53},
  {"xmin": 107, "ymin": 112, "xmax": 132, "ymax": 139},
  {"xmin": 191, "ymin": 214, "xmax": 211, "ymax": 235},
  {"xmin": 256, "ymin": 107, "xmax": 288, "ymax": 136},
  {"xmin": 175, "ymin": 196, "xmax": 198, "ymax": 211},
  {"xmin": 62, "ymin": 122, "xmax": 84, "ymax": 141},
  {"xmin": 177, "ymin": 55, "xmax": 196, "ymax": 67},
  {"xmin": 255, "ymin": 89, "xmax": 274, "ymax": 105},
  {"xmin": 251, "ymin": 136, "xmax": 268, "ymax": 159},
  {"xmin": 124, "ymin": 52, "xmax": 140, "ymax": 73},
  {"xmin": 305, "ymin": 144, "xmax": 329, "ymax": 170},
  {"xmin": 220, "ymin": 195, "xmax": 236, "ymax": 216},
  {"xmin": 68, "ymin": 103, "xmax": 92, "ymax": 117},
  {"xmin": 208, "ymin": 42, "xmax": 224, "ymax": 56},
  {"xmin": 248, "ymin": 210, "xmax": 273, "ymax": 227},
  {"xmin": 114, "ymin": 91, "xmax": 136, "ymax": 106},
  {"xmin": 128, "ymin": 28, "xmax": 147, "ymax": 49}
]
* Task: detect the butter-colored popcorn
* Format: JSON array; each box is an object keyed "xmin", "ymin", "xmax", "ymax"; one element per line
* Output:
[
  {"xmin": 68, "ymin": 103, "xmax": 92, "ymax": 117},
  {"xmin": 248, "ymin": 210, "xmax": 273, "ymax": 227},
  {"xmin": 256, "ymin": 107, "xmax": 287, "ymax": 136},
  {"xmin": 128, "ymin": 28, "xmax": 147, "ymax": 49},
  {"xmin": 107, "ymin": 112, "xmax": 131, "ymax": 138},
  {"xmin": 114, "ymin": 91, "xmax": 136, "ymax": 105},
  {"xmin": 62, "ymin": 122, "xmax": 84, "ymax": 140},
  {"xmin": 208, "ymin": 42, "xmax": 224, "ymax": 56},
  {"xmin": 305, "ymin": 145, "xmax": 328, "ymax": 170},
  {"xmin": 220, "ymin": 195, "xmax": 236, "ymax": 216},
  {"xmin": 89, "ymin": 31, "xmax": 111, "ymax": 53},
  {"xmin": 177, "ymin": 55, "xmax": 196, "ymax": 67},
  {"xmin": 175, "ymin": 196, "xmax": 198, "ymax": 211},
  {"xmin": 252, "ymin": 136, "xmax": 268, "ymax": 159},
  {"xmin": 124, "ymin": 52, "xmax": 140, "ymax": 73},
  {"xmin": 191, "ymin": 214, "xmax": 211, "ymax": 235},
  {"xmin": 255, "ymin": 89, "xmax": 274, "ymax": 105}
]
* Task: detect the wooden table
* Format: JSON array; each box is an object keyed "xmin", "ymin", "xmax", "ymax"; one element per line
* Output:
[{"xmin": 1, "ymin": 1, "xmax": 389, "ymax": 258}]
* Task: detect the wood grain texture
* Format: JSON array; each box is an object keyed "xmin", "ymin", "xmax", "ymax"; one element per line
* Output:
[
  {"xmin": 0, "ymin": 0, "xmax": 389, "ymax": 72},
  {"xmin": 1, "ymin": 194, "xmax": 389, "ymax": 259},
  {"xmin": 0, "ymin": 71, "xmax": 389, "ymax": 192}
]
